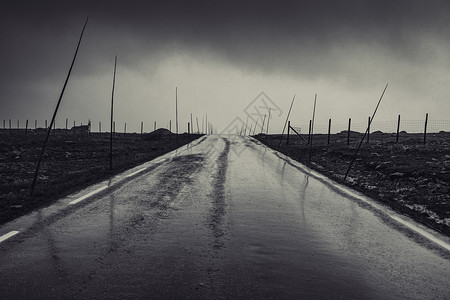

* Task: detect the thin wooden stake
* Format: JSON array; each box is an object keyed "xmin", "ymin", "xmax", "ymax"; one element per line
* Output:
[
  {"xmin": 110, "ymin": 56, "xmax": 117, "ymax": 170},
  {"xmin": 196, "ymin": 117, "xmax": 200, "ymax": 134},
  {"xmin": 347, "ymin": 118, "xmax": 351, "ymax": 146},
  {"xmin": 327, "ymin": 118, "xmax": 331, "ymax": 145},
  {"xmin": 344, "ymin": 83, "xmax": 388, "ymax": 181},
  {"xmin": 278, "ymin": 95, "xmax": 295, "ymax": 148},
  {"xmin": 308, "ymin": 94, "xmax": 317, "ymax": 166},
  {"xmin": 31, "ymin": 18, "xmax": 89, "ymax": 195},
  {"xmin": 266, "ymin": 108, "xmax": 271, "ymax": 142},
  {"xmin": 176, "ymin": 87, "xmax": 178, "ymax": 144},
  {"xmin": 424, "ymin": 113, "xmax": 428, "ymax": 145},
  {"xmin": 244, "ymin": 116, "xmax": 249, "ymax": 136},
  {"xmin": 308, "ymin": 120, "xmax": 311, "ymax": 144},
  {"xmin": 261, "ymin": 114, "xmax": 266, "ymax": 134}
]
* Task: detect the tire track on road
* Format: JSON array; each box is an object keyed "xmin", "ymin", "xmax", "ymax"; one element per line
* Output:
[{"xmin": 208, "ymin": 137, "xmax": 231, "ymax": 249}]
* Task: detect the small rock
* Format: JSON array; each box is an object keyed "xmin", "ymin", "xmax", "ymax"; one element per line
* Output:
[{"xmin": 389, "ymin": 172, "xmax": 405, "ymax": 180}]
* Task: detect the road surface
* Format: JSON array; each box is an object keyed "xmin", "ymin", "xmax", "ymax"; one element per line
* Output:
[{"xmin": 1, "ymin": 135, "xmax": 449, "ymax": 299}]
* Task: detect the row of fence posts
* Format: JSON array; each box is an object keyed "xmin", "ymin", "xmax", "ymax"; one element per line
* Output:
[
  {"xmin": 2, "ymin": 119, "xmax": 91, "ymax": 135},
  {"xmin": 287, "ymin": 113, "xmax": 430, "ymax": 146},
  {"xmin": 3, "ymin": 118, "xmax": 208, "ymax": 138}
]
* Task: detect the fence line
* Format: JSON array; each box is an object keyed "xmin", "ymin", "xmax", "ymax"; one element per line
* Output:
[
  {"xmin": 0, "ymin": 119, "xmax": 197, "ymax": 135},
  {"xmin": 291, "ymin": 119, "xmax": 450, "ymax": 135}
]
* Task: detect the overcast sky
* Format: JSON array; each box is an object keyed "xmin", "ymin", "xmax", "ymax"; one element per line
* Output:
[{"xmin": 1, "ymin": 0, "xmax": 450, "ymax": 133}]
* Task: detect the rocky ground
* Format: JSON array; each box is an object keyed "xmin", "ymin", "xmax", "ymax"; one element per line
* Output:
[
  {"xmin": 0, "ymin": 130, "xmax": 201, "ymax": 225},
  {"xmin": 258, "ymin": 131, "xmax": 450, "ymax": 237}
]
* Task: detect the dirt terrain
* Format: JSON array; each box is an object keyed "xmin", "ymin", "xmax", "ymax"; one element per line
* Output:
[
  {"xmin": 1, "ymin": 130, "xmax": 449, "ymax": 237},
  {"xmin": 258, "ymin": 131, "xmax": 450, "ymax": 236},
  {"xmin": 0, "ymin": 130, "xmax": 201, "ymax": 225}
]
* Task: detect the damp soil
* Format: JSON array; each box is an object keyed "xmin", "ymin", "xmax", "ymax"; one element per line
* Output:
[
  {"xmin": 257, "ymin": 131, "xmax": 450, "ymax": 237},
  {"xmin": 0, "ymin": 132, "xmax": 203, "ymax": 225}
]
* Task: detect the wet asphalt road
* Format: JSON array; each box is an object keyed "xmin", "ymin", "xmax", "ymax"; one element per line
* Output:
[{"xmin": 1, "ymin": 135, "xmax": 449, "ymax": 299}]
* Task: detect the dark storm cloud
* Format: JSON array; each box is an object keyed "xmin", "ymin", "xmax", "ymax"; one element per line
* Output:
[
  {"xmin": 1, "ymin": 0, "xmax": 450, "ymax": 114},
  {"xmin": 3, "ymin": 0, "xmax": 450, "ymax": 72}
]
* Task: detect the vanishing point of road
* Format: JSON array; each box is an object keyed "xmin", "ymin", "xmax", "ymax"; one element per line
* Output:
[{"xmin": 1, "ymin": 135, "xmax": 449, "ymax": 299}]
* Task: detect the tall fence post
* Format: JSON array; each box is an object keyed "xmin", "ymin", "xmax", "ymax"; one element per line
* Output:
[
  {"xmin": 9, "ymin": 119, "xmax": 11, "ymax": 135},
  {"xmin": 396, "ymin": 114, "xmax": 401, "ymax": 143},
  {"xmin": 99, "ymin": 122, "xmax": 102, "ymax": 133},
  {"xmin": 196, "ymin": 117, "xmax": 200, "ymax": 134},
  {"xmin": 17, "ymin": 120, "xmax": 19, "ymax": 130},
  {"xmin": 367, "ymin": 117, "xmax": 370, "ymax": 143},
  {"xmin": 3, "ymin": 119, "xmax": 5, "ymax": 130},
  {"xmin": 26, "ymin": 120, "xmax": 29, "ymax": 134},
  {"xmin": 424, "ymin": 113, "xmax": 428, "ymax": 145},
  {"xmin": 287, "ymin": 121, "xmax": 290, "ymax": 145},
  {"xmin": 124, "ymin": 122, "xmax": 126, "ymax": 134},
  {"xmin": 327, "ymin": 118, "xmax": 331, "ymax": 145},
  {"xmin": 30, "ymin": 17, "xmax": 89, "ymax": 196},
  {"xmin": 266, "ymin": 108, "xmax": 271, "ymax": 143},
  {"xmin": 140, "ymin": 122, "xmax": 143, "ymax": 138},
  {"xmin": 35, "ymin": 120, "xmax": 37, "ymax": 130},
  {"xmin": 261, "ymin": 114, "xmax": 266, "ymax": 134},
  {"xmin": 65, "ymin": 118, "xmax": 68, "ymax": 132},
  {"xmin": 188, "ymin": 122, "xmax": 190, "ymax": 137},
  {"xmin": 308, "ymin": 120, "xmax": 312, "ymax": 144},
  {"xmin": 110, "ymin": 56, "xmax": 117, "ymax": 170},
  {"xmin": 347, "ymin": 118, "xmax": 351, "ymax": 146},
  {"xmin": 73, "ymin": 120, "xmax": 76, "ymax": 134},
  {"xmin": 45, "ymin": 120, "xmax": 48, "ymax": 129}
]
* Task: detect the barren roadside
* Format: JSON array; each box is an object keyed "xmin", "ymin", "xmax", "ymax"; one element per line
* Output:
[
  {"xmin": 258, "ymin": 132, "xmax": 450, "ymax": 237},
  {"xmin": 0, "ymin": 131, "xmax": 202, "ymax": 225}
]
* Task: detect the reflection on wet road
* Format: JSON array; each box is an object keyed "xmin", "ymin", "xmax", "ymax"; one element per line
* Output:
[{"xmin": 0, "ymin": 135, "xmax": 449, "ymax": 299}]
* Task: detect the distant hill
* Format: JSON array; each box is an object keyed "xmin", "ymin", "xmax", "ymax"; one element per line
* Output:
[{"xmin": 142, "ymin": 128, "xmax": 172, "ymax": 140}]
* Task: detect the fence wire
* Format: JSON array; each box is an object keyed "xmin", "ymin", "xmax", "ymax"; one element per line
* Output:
[{"xmin": 291, "ymin": 119, "xmax": 450, "ymax": 135}]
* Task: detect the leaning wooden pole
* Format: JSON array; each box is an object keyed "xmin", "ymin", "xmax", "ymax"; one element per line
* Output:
[
  {"xmin": 278, "ymin": 95, "xmax": 295, "ymax": 148},
  {"xmin": 344, "ymin": 83, "xmax": 388, "ymax": 181},
  {"xmin": 110, "ymin": 56, "xmax": 117, "ymax": 170},
  {"xmin": 30, "ymin": 18, "xmax": 88, "ymax": 196},
  {"xmin": 308, "ymin": 94, "xmax": 317, "ymax": 166}
]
